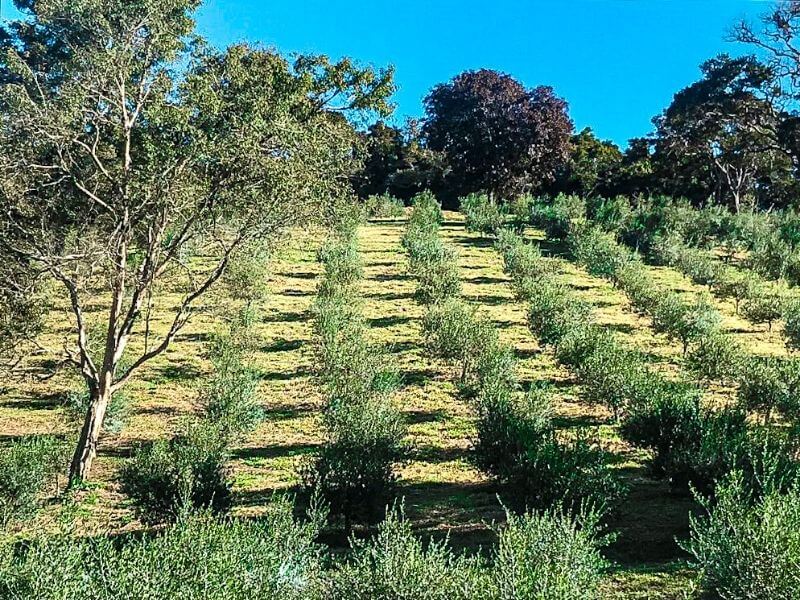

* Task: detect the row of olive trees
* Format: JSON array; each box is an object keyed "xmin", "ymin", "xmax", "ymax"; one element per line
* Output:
[
  {"xmin": 0, "ymin": 0, "xmax": 394, "ymax": 484},
  {"xmin": 302, "ymin": 212, "xmax": 406, "ymax": 529},
  {"xmin": 490, "ymin": 221, "xmax": 800, "ymax": 599}
]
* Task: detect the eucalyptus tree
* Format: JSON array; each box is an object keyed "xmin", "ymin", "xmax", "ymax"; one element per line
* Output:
[{"xmin": 0, "ymin": 0, "xmax": 394, "ymax": 482}]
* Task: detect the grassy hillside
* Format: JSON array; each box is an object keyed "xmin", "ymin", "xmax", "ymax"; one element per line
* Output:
[{"xmin": 3, "ymin": 210, "xmax": 791, "ymax": 597}]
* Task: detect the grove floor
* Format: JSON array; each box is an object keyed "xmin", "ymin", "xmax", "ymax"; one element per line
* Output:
[{"xmin": 2, "ymin": 211, "xmax": 790, "ymax": 598}]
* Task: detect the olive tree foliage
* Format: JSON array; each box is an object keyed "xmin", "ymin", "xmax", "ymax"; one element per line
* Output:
[{"xmin": 0, "ymin": 0, "xmax": 394, "ymax": 483}]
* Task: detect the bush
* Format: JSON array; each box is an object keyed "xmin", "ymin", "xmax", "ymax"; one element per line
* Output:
[
  {"xmin": 682, "ymin": 473, "xmax": 800, "ymax": 600},
  {"xmin": 461, "ymin": 192, "xmax": 505, "ymax": 236},
  {"xmin": 414, "ymin": 243, "xmax": 462, "ymax": 304},
  {"xmin": 475, "ymin": 385, "xmax": 624, "ymax": 515},
  {"xmin": 328, "ymin": 200, "xmax": 366, "ymax": 240},
  {"xmin": 329, "ymin": 504, "xmax": 485, "ymax": 600},
  {"xmin": 620, "ymin": 386, "xmax": 703, "ymax": 478},
  {"xmin": 316, "ymin": 237, "xmax": 363, "ymax": 297},
  {"xmin": 714, "ymin": 268, "xmax": 760, "ymax": 314},
  {"xmin": 302, "ymin": 396, "xmax": 406, "ymax": 527},
  {"xmin": 422, "ymin": 299, "xmax": 494, "ymax": 382},
  {"xmin": 474, "ymin": 384, "xmax": 551, "ymax": 477},
  {"xmin": 555, "ymin": 323, "xmax": 610, "ymax": 369},
  {"xmin": 223, "ymin": 240, "xmax": 271, "ymax": 306},
  {"xmin": 578, "ymin": 340, "xmax": 646, "ymax": 418},
  {"xmin": 586, "ymin": 195, "xmax": 631, "ymax": 233},
  {"xmin": 527, "ymin": 281, "xmax": 590, "ymax": 347},
  {"xmin": 311, "ymin": 293, "xmax": 373, "ymax": 399},
  {"xmin": 365, "ymin": 193, "xmax": 405, "ymax": 219},
  {"xmin": 783, "ymin": 298, "xmax": 800, "ymax": 352},
  {"xmin": 472, "ymin": 341, "xmax": 517, "ymax": 399},
  {"xmin": 0, "ymin": 436, "xmax": 67, "ymax": 529},
  {"xmin": 507, "ymin": 194, "xmax": 534, "ymax": 231},
  {"xmin": 747, "ymin": 231, "xmax": 791, "ymax": 280},
  {"xmin": 741, "ymin": 286, "xmax": 784, "ymax": 331},
  {"xmin": 0, "ymin": 499, "xmax": 326, "ymax": 600},
  {"xmin": 533, "ymin": 194, "xmax": 585, "ymax": 241},
  {"xmin": 120, "ymin": 420, "xmax": 232, "ymax": 524},
  {"xmin": 660, "ymin": 409, "xmax": 795, "ymax": 496},
  {"xmin": 495, "ymin": 229, "xmax": 553, "ymax": 282},
  {"xmin": 675, "ymin": 246, "xmax": 725, "ymax": 288},
  {"xmin": 409, "ymin": 190, "xmax": 443, "ymax": 227},
  {"xmin": 615, "ymin": 261, "xmax": 660, "ymax": 315},
  {"xmin": 620, "ymin": 195, "xmax": 673, "ymax": 254},
  {"xmin": 651, "ymin": 293, "xmax": 720, "ymax": 355},
  {"xmin": 490, "ymin": 508, "xmax": 611, "ymax": 600},
  {"xmin": 686, "ymin": 333, "xmax": 743, "ymax": 383},
  {"xmin": 204, "ymin": 332, "xmax": 263, "ymax": 439},
  {"xmin": 570, "ymin": 225, "xmax": 630, "ymax": 280},
  {"xmin": 737, "ymin": 356, "xmax": 800, "ymax": 425}
]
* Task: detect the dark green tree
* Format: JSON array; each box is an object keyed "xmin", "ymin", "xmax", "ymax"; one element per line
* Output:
[{"xmin": 423, "ymin": 69, "xmax": 573, "ymax": 200}]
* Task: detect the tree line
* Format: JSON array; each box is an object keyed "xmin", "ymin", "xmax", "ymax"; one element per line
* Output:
[{"xmin": 356, "ymin": 1, "xmax": 800, "ymax": 211}]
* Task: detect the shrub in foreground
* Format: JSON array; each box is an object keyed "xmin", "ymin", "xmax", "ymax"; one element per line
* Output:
[
  {"xmin": 0, "ymin": 435, "xmax": 67, "ymax": 529},
  {"xmin": 461, "ymin": 192, "xmax": 505, "ymax": 236},
  {"xmin": 329, "ymin": 504, "xmax": 486, "ymax": 600},
  {"xmin": 329, "ymin": 504, "xmax": 612, "ymax": 600},
  {"xmin": 302, "ymin": 396, "xmax": 406, "ymax": 527},
  {"xmin": 0, "ymin": 500, "xmax": 325, "ymax": 600},
  {"xmin": 120, "ymin": 420, "xmax": 232, "ymax": 524},
  {"xmin": 490, "ymin": 508, "xmax": 611, "ymax": 600},
  {"xmin": 365, "ymin": 193, "xmax": 405, "ymax": 218},
  {"xmin": 682, "ymin": 473, "xmax": 800, "ymax": 600}
]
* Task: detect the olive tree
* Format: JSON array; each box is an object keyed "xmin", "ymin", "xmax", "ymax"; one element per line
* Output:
[{"xmin": 0, "ymin": 0, "xmax": 393, "ymax": 483}]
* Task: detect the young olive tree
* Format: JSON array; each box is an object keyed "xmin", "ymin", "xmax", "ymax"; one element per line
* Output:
[{"xmin": 0, "ymin": 0, "xmax": 393, "ymax": 483}]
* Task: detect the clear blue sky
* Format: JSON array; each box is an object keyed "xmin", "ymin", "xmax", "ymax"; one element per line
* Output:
[
  {"xmin": 195, "ymin": 0, "xmax": 769, "ymax": 147},
  {"xmin": 0, "ymin": 0, "xmax": 772, "ymax": 147}
]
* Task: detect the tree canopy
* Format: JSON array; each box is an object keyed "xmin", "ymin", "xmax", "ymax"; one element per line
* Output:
[
  {"xmin": 0, "ymin": 0, "xmax": 394, "ymax": 482},
  {"xmin": 422, "ymin": 69, "xmax": 573, "ymax": 200}
]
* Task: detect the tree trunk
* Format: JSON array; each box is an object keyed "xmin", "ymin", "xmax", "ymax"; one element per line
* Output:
[{"xmin": 69, "ymin": 379, "xmax": 112, "ymax": 484}]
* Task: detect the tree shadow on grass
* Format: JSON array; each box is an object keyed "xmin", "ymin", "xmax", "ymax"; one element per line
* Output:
[
  {"xmin": 284, "ymin": 271, "xmax": 316, "ymax": 280},
  {"xmin": 368, "ymin": 315, "xmax": 414, "ymax": 328},
  {"xmin": 263, "ymin": 310, "xmax": 310, "ymax": 323},
  {"xmin": 450, "ymin": 235, "xmax": 495, "ymax": 249},
  {"xmin": 158, "ymin": 363, "xmax": 202, "ymax": 383},
  {"xmin": 403, "ymin": 408, "xmax": 447, "ymax": 425},
  {"xmin": 261, "ymin": 402, "xmax": 317, "ymax": 421},
  {"xmin": 0, "ymin": 392, "xmax": 64, "ymax": 411},
  {"xmin": 605, "ymin": 467, "xmax": 699, "ymax": 565},
  {"xmin": 258, "ymin": 367, "xmax": 312, "ymax": 381},
  {"xmin": 401, "ymin": 368, "xmax": 438, "ymax": 388},
  {"xmin": 513, "ymin": 347, "xmax": 540, "ymax": 360},
  {"xmin": 536, "ymin": 237, "xmax": 569, "ymax": 258},
  {"xmin": 371, "ymin": 272, "xmax": 413, "ymax": 282},
  {"xmin": 231, "ymin": 442, "xmax": 318, "ymax": 462},
  {"xmin": 280, "ymin": 289, "xmax": 314, "ymax": 298},
  {"xmin": 263, "ymin": 338, "xmax": 304, "ymax": 353},
  {"xmin": 465, "ymin": 275, "xmax": 507, "ymax": 285},
  {"xmin": 364, "ymin": 290, "xmax": 415, "ymax": 301},
  {"xmin": 463, "ymin": 293, "xmax": 511, "ymax": 306},
  {"xmin": 176, "ymin": 331, "xmax": 213, "ymax": 344}
]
